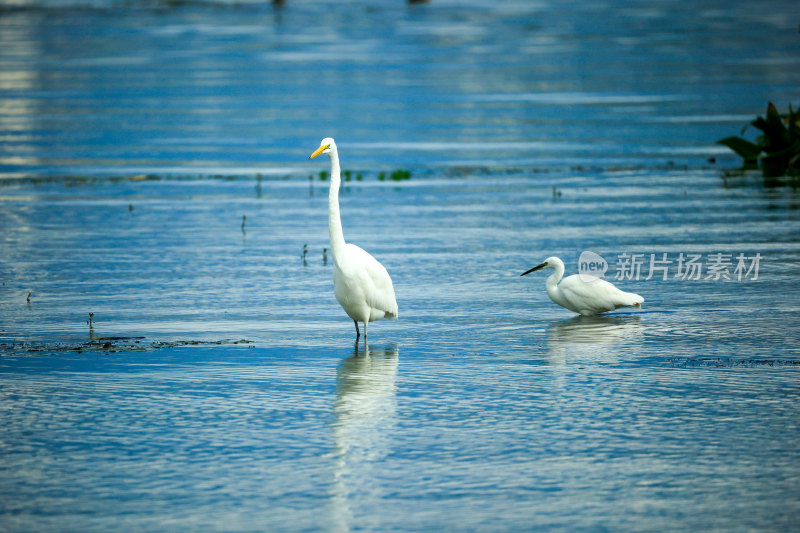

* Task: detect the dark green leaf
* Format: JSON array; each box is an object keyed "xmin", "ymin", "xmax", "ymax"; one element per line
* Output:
[
  {"xmin": 717, "ymin": 136, "xmax": 762, "ymax": 163},
  {"xmin": 751, "ymin": 102, "xmax": 790, "ymax": 151},
  {"xmin": 766, "ymin": 101, "xmax": 781, "ymax": 122}
]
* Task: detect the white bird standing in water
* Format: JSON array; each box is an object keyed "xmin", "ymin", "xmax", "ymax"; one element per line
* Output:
[
  {"xmin": 521, "ymin": 256, "xmax": 643, "ymax": 316},
  {"xmin": 309, "ymin": 138, "xmax": 398, "ymax": 342}
]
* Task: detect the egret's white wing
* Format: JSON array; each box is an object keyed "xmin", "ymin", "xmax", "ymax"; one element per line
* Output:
[
  {"xmin": 345, "ymin": 244, "xmax": 398, "ymax": 319},
  {"xmin": 559, "ymin": 274, "xmax": 643, "ymax": 315}
]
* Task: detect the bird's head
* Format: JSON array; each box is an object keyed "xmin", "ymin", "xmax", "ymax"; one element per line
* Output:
[
  {"xmin": 520, "ymin": 256, "xmax": 561, "ymax": 276},
  {"xmin": 309, "ymin": 137, "xmax": 336, "ymax": 159}
]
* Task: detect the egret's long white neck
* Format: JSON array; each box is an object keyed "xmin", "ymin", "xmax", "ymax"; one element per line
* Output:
[
  {"xmin": 327, "ymin": 146, "xmax": 346, "ymax": 261},
  {"xmin": 545, "ymin": 260, "xmax": 565, "ymax": 293}
]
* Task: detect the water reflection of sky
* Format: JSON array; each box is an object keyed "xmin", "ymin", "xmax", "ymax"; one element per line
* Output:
[{"xmin": 1, "ymin": 0, "xmax": 799, "ymax": 177}]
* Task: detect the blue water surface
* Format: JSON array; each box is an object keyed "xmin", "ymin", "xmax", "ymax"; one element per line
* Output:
[{"xmin": 1, "ymin": 0, "xmax": 800, "ymax": 531}]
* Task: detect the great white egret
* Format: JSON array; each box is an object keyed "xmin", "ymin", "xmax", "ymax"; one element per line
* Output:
[
  {"xmin": 309, "ymin": 137, "xmax": 398, "ymax": 341},
  {"xmin": 521, "ymin": 256, "xmax": 643, "ymax": 316}
]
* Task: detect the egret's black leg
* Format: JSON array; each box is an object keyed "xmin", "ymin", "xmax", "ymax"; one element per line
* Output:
[{"xmin": 354, "ymin": 320, "xmax": 360, "ymax": 340}]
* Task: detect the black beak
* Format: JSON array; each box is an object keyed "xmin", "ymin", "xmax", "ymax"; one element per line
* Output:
[{"xmin": 520, "ymin": 262, "xmax": 547, "ymax": 276}]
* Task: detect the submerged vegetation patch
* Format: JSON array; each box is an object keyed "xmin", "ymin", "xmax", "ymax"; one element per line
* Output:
[
  {"xmin": 377, "ymin": 169, "xmax": 412, "ymax": 181},
  {"xmin": 670, "ymin": 356, "xmax": 800, "ymax": 368},
  {"xmin": 2, "ymin": 163, "xmax": 751, "ymax": 189},
  {"xmin": 0, "ymin": 337, "xmax": 254, "ymax": 355},
  {"xmin": 312, "ymin": 169, "xmax": 405, "ymax": 181}
]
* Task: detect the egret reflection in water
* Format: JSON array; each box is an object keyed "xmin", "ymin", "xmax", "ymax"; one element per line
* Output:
[
  {"xmin": 330, "ymin": 344, "xmax": 399, "ymax": 531},
  {"xmin": 545, "ymin": 315, "xmax": 644, "ymax": 365}
]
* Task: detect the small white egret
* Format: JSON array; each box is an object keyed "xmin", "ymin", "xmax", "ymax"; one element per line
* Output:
[
  {"xmin": 521, "ymin": 256, "xmax": 643, "ymax": 316},
  {"xmin": 309, "ymin": 138, "xmax": 398, "ymax": 342}
]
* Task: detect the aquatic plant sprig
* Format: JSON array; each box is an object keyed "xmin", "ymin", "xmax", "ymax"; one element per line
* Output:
[
  {"xmin": 717, "ymin": 101, "xmax": 800, "ymax": 179},
  {"xmin": 378, "ymin": 169, "xmax": 412, "ymax": 181},
  {"xmin": 318, "ymin": 169, "xmax": 366, "ymax": 181}
]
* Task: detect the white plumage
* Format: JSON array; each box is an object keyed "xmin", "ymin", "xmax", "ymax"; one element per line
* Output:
[
  {"xmin": 521, "ymin": 256, "xmax": 643, "ymax": 316},
  {"xmin": 310, "ymin": 137, "xmax": 398, "ymax": 341}
]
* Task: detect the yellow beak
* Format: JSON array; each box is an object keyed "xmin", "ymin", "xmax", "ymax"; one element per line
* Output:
[{"xmin": 309, "ymin": 144, "xmax": 329, "ymax": 159}]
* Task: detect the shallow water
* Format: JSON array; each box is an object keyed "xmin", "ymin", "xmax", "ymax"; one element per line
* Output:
[
  {"xmin": 2, "ymin": 0, "xmax": 800, "ymax": 531},
  {"xmin": 1, "ymin": 0, "xmax": 798, "ymax": 177}
]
